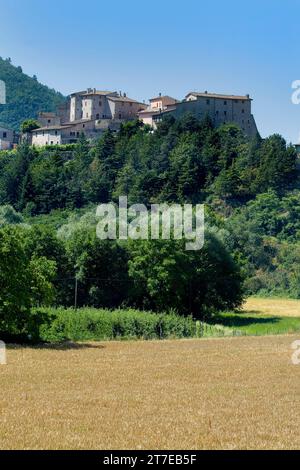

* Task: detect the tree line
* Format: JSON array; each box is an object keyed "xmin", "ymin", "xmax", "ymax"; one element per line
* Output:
[{"xmin": 0, "ymin": 114, "xmax": 299, "ymax": 339}]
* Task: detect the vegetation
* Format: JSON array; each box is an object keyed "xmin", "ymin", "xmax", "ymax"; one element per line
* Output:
[
  {"xmin": 0, "ymin": 113, "xmax": 299, "ymax": 341},
  {"xmin": 38, "ymin": 307, "xmax": 197, "ymax": 342},
  {"xmin": 0, "ymin": 57, "xmax": 65, "ymax": 130},
  {"xmin": 21, "ymin": 119, "xmax": 41, "ymax": 133}
]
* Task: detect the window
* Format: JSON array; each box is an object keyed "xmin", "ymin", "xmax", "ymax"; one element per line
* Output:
[
  {"xmin": 119, "ymin": 113, "xmax": 122, "ymax": 119},
  {"xmin": 215, "ymin": 110, "xmax": 219, "ymax": 116},
  {"xmin": 242, "ymin": 109, "xmax": 245, "ymax": 114},
  {"xmin": 99, "ymin": 101, "xmax": 102, "ymax": 106},
  {"xmin": 55, "ymin": 131, "xmax": 58, "ymax": 135},
  {"xmin": 3, "ymin": 132, "xmax": 7, "ymax": 138},
  {"xmin": 86, "ymin": 113, "xmax": 88, "ymax": 118},
  {"xmin": 48, "ymin": 119, "xmax": 51, "ymax": 123},
  {"xmin": 96, "ymin": 114, "xmax": 100, "ymax": 120},
  {"xmin": 224, "ymin": 110, "xmax": 227, "ymax": 116},
  {"xmin": 83, "ymin": 124, "xmax": 85, "ymax": 128},
  {"xmin": 206, "ymin": 99, "xmax": 210, "ymax": 105},
  {"xmin": 224, "ymin": 100, "xmax": 227, "ymax": 105},
  {"xmin": 130, "ymin": 102, "xmax": 133, "ymax": 107}
]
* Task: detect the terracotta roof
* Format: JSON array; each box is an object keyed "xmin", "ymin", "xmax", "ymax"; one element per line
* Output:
[
  {"xmin": 107, "ymin": 96, "xmax": 146, "ymax": 106},
  {"xmin": 33, "ymin": 124, "xmax": 74, "ymax": 132},
  {"xmin": 34, "ymin": 118, "xmax": 96, "ymax": 132},
  {"xmin": 138, "ymin": 108, "xmax": 161, "ymax": 115},
  {"xmin": 186, "ymin": 92, "xmax": 252, "ymax": 101},
  {"xmin": 149, "ymin": 95, "xmax": 178, "ymax": 102}
]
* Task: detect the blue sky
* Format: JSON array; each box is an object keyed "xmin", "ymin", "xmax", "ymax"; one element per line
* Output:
[{"xmin": 0, "ymin": 0, "xmax": 299, "ymax": 142}]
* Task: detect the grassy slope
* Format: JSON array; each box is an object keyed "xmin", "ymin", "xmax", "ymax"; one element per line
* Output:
[{"xmin": 0, "ymin": 57, "xmax": 66, "ymax": 130}]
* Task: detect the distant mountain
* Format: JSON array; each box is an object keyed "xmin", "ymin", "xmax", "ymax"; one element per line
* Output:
[{"xmin": 0, "ymin": 57, "xmax": 66, "ymax": 131}]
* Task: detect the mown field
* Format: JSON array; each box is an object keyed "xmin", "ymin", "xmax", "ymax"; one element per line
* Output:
[
  {"xmin": 212, "ymin": 297, "xmax": 300, "ymax": 336},
  {"xmin": 1, "ymin": 334, "xmax": 300, "ymax": 450},
  {"xmin": 243, "ymin": 297, "xmax": 300, "ymax": 317}
]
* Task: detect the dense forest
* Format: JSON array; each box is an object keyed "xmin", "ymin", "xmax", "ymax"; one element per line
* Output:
[
  {"xmin": 0, "ymin": 57, "xmax": 66, "ymax": 130},
  {"xmin": 0, "ymin": 114, "xmax": 299, "ymax": 338}
]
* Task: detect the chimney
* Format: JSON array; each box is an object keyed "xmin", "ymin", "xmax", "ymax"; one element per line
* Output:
[
  {"xmin": 159, "ymin": 92, "xmax": 162, "ymax": 97},
  {"xmin": 204, "ymin": 90, "xmax": 208, "ymax": 94},
  {"xmin": 119, "ymin": 91, "xmax": 122, "ymax": 97},
  {"xmin": 246, "ymin": 94, "xmax": 250, "ymax": 98},
  {"xmin": 124, "ymin": 92, "xmax": 126, "ymax": 98}
]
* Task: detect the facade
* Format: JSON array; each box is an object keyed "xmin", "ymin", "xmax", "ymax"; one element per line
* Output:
[
  {"xmin": 32, "ymin": 89, "xmax": 146, "ymax": 147},
  {"xmin": 31, "ymin": 88, "xmax": 259, "ymax": 146},
  {"xmin": 138, "ymin": 94, "xmax": 178, "ymax": 126},
  {"xmin": 0, "ymin": 126, "xmax": 15, "ymax": 150},
  {"xmin": 154, "ymin": 91, "xmax": 258, "ymax": 137}
]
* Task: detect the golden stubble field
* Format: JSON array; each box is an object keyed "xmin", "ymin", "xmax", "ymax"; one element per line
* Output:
[
  {"xmin": 243, "ymin": 297, "xmax": 300, "ymax": 317},
  {"xmin": 1, "ymin": 335, "xmax": 300, "ymax": 450}
]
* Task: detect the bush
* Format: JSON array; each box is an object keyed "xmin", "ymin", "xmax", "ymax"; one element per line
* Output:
[{"xmin": 38, "ymin": 307, "xmax": 197, "ymax": 342}]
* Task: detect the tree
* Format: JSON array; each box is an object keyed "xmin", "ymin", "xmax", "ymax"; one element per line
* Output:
[
  {"xmin": 0, "ymin": 226, "xmax": 56, "ymax": 338},
  {"xmin": 127, "ymin": 233, "xmax": 244, "ymax": 318},
  {"xmin": 21, "ymin": 119, "xmax": 40, "ymax": 133}
]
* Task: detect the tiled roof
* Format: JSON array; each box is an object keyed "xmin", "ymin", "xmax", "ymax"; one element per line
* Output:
[
  {"xmin": 186, "ymin": 92, "xmax": 251, "ymax": 100},
  {"xmin": 107, "ymin": 95, "xmax": 145, "ymax": 105},
  {"xmin": 149, "ymin": 95, "xmax": 178, "ymax": 102},
  {"xmin": 33, "ymin": 124, "xmax": 74, "ymax": 132}
]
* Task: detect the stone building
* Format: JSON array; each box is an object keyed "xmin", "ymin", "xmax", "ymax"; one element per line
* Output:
[
  {"xmin": 140, "ymin": 91, "xmax": 258, "ymax": 138},
  {"xmin": 32, "ymin": 89, "xmax": 146, "ymax": 147},
  {"xmin": 0, "ymin": 126, "xmax": 15, "ymax": 150},
  {"xmin": 138, "ymin": 94, "xmax": 178, "ymax": 126}
]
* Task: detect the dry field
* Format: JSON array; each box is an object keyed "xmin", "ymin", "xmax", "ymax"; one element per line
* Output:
[
  {"xmin": 243, "ymin": 297, "xmax": 300, "ymax": 317},
  {"xmin": 1, "ymin": 335, "xmax": 300, "ymax": 450}
]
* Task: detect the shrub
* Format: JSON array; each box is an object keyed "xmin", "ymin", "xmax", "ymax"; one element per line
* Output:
[{"xmin": 38, "ymin": 307, "xmax": 197, "ymax": 342}]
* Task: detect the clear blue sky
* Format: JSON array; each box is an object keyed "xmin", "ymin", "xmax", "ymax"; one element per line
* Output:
[{"xmin": 0, "ymin": 0, "xmax": 299, "ymax": 142}]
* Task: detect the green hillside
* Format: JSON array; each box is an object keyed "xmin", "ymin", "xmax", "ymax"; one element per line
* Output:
[{"xmin": 0, "ymin": 57, "xmax": 66, "ymax": 130}]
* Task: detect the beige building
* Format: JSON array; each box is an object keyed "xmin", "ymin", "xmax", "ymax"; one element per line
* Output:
[
  {"xmin": 151, "ymin": 91, "xmax": 258, "ymax": 137},
  {"xmin": 0, "ymin": 126, "xmax": 15, "ymax": 150},
  {"xmin": 32, "ymin": 89, "xmax": 146, "ymax": 147},
  {"xmin": 138, "ymin": 94, "xmax": 178, "ymax": 127}
]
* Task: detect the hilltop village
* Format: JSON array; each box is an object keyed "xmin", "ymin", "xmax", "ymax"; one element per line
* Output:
[{"xmin": 0, "ymin": 88, "xmax": 258, "ymax": 149}]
